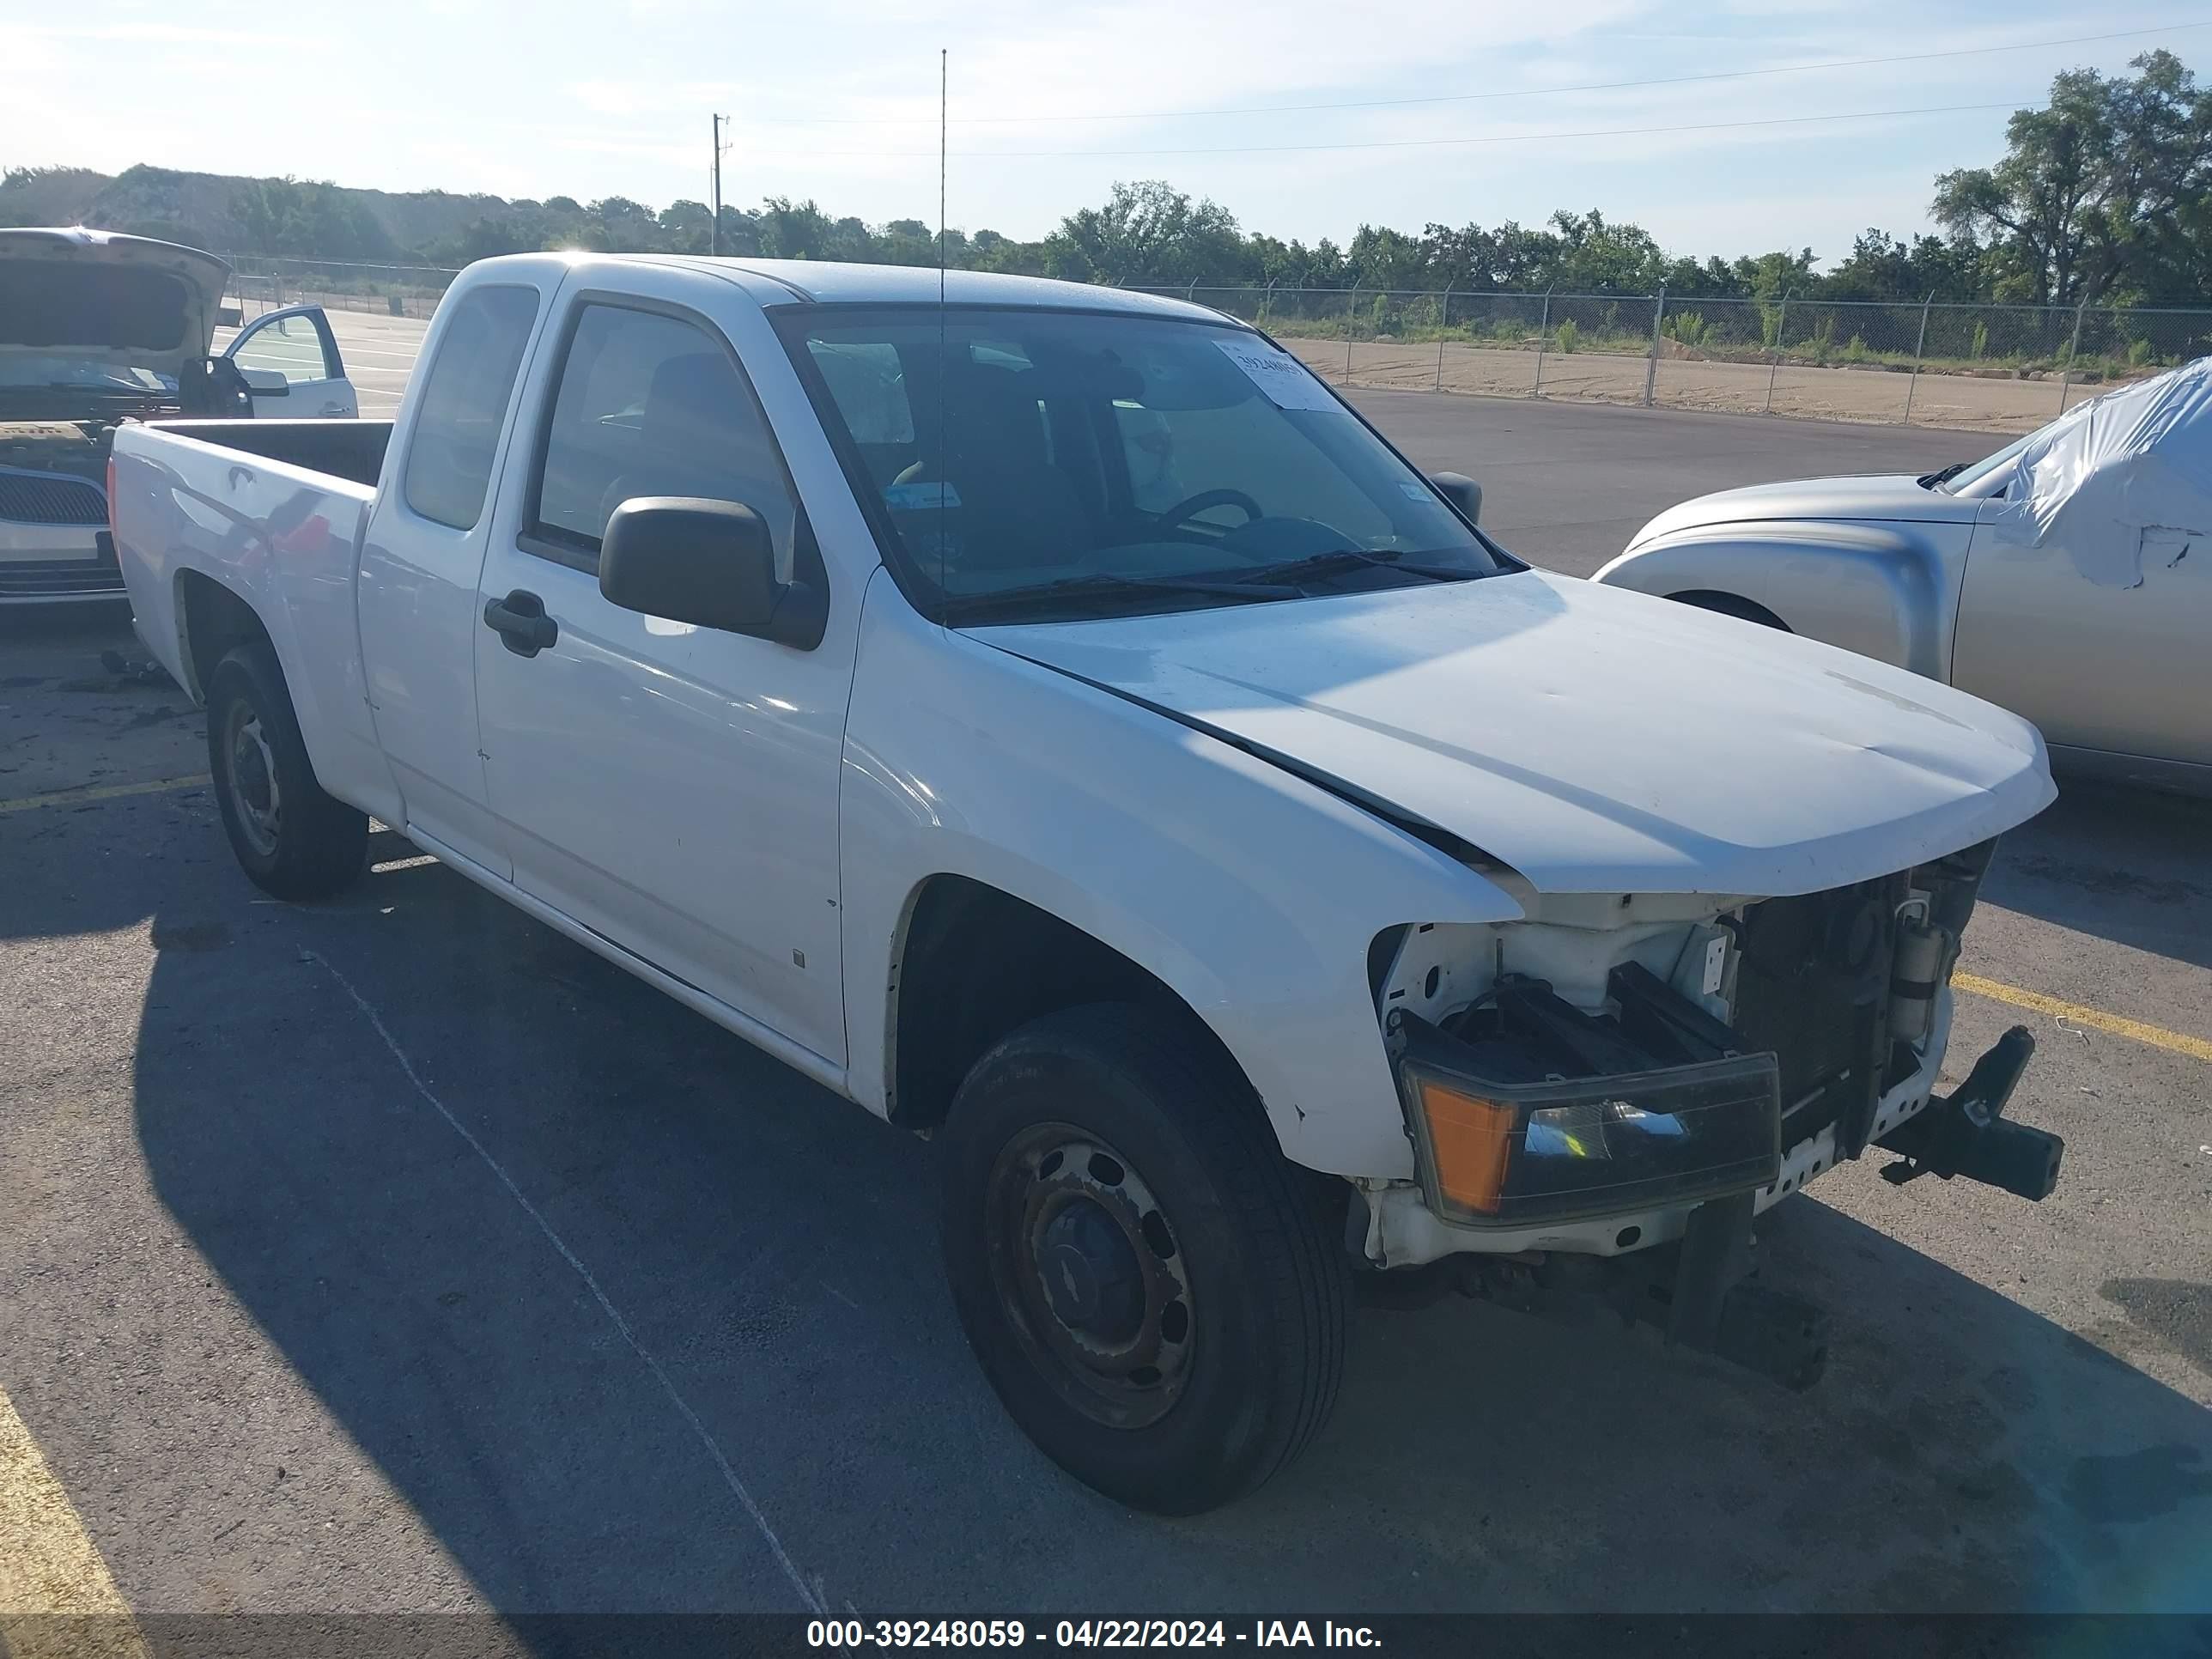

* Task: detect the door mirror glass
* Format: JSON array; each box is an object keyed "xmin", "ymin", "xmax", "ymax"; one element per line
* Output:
[
  {"xmin": 599, "ymin": 496, "xmax": 826, "ymax": 648},
  {"xmin": 1429, "ymin": 471, "xmax": 1481, "ymax": 526},
  {"xmin": 239, "ymin": 367, "xmax": 290, "ymax": 395}
]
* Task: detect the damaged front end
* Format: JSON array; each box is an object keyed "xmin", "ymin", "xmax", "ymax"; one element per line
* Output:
[{"xmin": 1362, "ymin": 840, "xmax": 2062, "ymax": 1387}]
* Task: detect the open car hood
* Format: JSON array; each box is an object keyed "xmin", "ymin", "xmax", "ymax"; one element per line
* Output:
[
  {"xmin": 0, "ymin": 228, "xmax": 230, "ymax": 381},
  {"xmin": 972, "ymin": 570, "xmax": 2055, "ymax": 899}
]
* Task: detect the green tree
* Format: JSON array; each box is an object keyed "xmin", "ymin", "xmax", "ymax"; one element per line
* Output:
[
  {"xmin": 1822, "ymin": 229, "xmax": 1984, "ymax": 302},
  {"xmin": 1934, "ymin": 51, "xmax": 2212, "ymax": 307},
  {"xmin": 1544, "ymin": 210, "xmax": 1666, "ymax": 293},
  {"xmin": 1041, "ymin": 180, "xmax": 1245, "ymax": 288},
  {"xmin": 657, "ymin": 199, "xmax": 713, "ymax": 253}
]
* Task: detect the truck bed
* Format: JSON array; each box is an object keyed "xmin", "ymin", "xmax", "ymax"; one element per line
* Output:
[
  {"xmin": 110, "ymin": 418, "xmax": 392, "ymax": 816},
  {"xmin": 141, "ymin": 418, "xmax": 393, "ymax": 488}
]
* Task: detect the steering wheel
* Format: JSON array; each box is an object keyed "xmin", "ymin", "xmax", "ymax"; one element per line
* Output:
[{"xmin": 1154, "ymin": 489, "xmax": 1263, "ymax": 534}]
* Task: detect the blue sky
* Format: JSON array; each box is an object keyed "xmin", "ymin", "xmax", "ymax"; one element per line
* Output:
[{"xmin": 2, "ymin": 2, "xmax": 2204, "ymax": 265}]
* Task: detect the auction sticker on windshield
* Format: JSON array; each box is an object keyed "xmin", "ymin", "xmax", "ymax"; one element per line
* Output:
[{"xmin": 1214, "ymin": 338, "xmax": 1339, "ymax": 411}]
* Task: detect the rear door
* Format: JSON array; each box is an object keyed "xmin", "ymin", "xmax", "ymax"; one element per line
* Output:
[
  {"xmin": 469, "ymin": 273, "xmax": 858, "ymax": 1064},
  {"xmin": 356, "ymin": 276, "xmax": 557, "ymax": 877},
  {"xmin": 225, "ymin": 305, "xmax": 358, "ymax": 417}
]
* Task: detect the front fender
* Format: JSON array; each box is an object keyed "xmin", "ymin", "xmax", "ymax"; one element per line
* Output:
[
  {"xmin": 837, "ymin": 570, "xmax": 1522, "ymax": 1180},
  {"xmin": 1593, "ymin": 520, "xmax": 1966, "ymax": 681}
]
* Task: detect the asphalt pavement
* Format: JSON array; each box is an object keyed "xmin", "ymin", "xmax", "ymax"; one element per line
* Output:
[{"xmin": 2, "ymin": 392, "xmax": 2206, "ymax": 1631}]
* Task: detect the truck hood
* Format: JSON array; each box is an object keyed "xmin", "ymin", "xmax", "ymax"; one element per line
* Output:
[
  {"xmin": 971, "ymin": 570, "xmax": 2054, "ymax": 899},
  {"xmin": 0, "ymin": 228, "xmax": 229, "ymax": 383},
  {"xmin": 1629, "ymin": 473, "xmax": 1979, "ymax": 550}
]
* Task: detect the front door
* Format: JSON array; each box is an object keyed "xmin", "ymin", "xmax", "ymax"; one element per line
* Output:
[
  {"xmin": 224, "ymin": 305, "xmax": 358, "ymax": 418},
  {"xmin": 1952, "ymin": 499, "xmax": 2212, "ymax": 768},
  {"xmin": 471, "ymin": 285, "xmax": 855, "ymax": 1064}
]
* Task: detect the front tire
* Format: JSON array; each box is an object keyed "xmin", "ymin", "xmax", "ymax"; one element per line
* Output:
[
  {"xmin": 205, "ymin": 642, "xmax": 368, "ymax": 900},
  {"xmin": 940, "ymin": 1004, "xmax": 1349, "ymax": 1514}
]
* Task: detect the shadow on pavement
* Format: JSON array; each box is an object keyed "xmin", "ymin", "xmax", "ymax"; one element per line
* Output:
[
  {"xmin": 1984, "ymin": 780, "xmax": 2212, "ymax": 974},
  {"xmin": 3, "ymin": 797, "xmax": 2206, "ymax": 1626}
]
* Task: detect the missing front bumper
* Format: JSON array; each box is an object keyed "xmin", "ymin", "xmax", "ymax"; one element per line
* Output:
[
  {"xmin": 1360, "ymin": 1023, "xmax": 2064, "ymax": 1393},
  {"xmin": 1878, "ymin": 1024, "xmax": 2063, "ymax": 1200}
]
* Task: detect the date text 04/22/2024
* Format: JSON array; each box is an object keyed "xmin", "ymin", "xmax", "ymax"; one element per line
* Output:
[{"xmin": 805, "ymin": 1621, "xmax": 1382, "ymax": 1649}]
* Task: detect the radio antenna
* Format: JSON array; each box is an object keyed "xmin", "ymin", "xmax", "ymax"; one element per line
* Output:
[
  {"xmin": 938, "ymin": 46, "xmax": 948, "ymax": 601},
  {"xmin": 938, "ymin": 48, "xmax": 948, "ymax": 300}
]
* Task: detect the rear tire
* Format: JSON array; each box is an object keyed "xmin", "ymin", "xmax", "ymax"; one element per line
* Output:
[
  {"xmin": 205, "ymin": 642, "xmax": 368, "ymax": 901},
  {"xmin": 940, "ymin": 1003, "xmax": 1349, "ymax": 1514}
]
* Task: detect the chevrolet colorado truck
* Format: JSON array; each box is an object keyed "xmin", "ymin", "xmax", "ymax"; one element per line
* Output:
[
  {"xmin": 112, "ymin": 252, "xmax": 2065, "ymax": 1513},
  {"xmin": 2, "ymin": 227, "xmax": 355, "ymax": 603}
]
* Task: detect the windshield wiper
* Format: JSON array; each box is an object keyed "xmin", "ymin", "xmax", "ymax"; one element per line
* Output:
[
  {"xmin": 1232, "ymin": 548, "xmax": 1470, "ymax": 586},
  {"xmin": 1917, "ymin": 462, "xmax": 1970, "ymax": 490},
  {"xmin": 944, "ymin": 570, "xmax": 1301, "ymax": 621}
]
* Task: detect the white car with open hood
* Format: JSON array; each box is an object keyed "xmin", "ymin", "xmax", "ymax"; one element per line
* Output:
[
  {"xmin": 0, "ymin": 227, "xmax": 355, "ymax": 603},
  {"xmin": 110, "ymin": 253, "xmax": 2063, "ymax": 1513}
]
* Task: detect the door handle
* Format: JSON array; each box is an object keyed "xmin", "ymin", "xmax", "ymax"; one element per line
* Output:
[{"xmin": 483, "ymin": 589, "xmax": 558, "ymax": 657}]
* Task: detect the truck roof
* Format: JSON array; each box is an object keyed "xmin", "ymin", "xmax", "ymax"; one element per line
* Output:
[{"xmin": 492, "ymin": 252, "xmax": 1246, "ymax": 325}]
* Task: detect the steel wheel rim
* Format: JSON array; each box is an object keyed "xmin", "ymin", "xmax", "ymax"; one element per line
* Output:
[
  {"xmin": 984, "ymin": 1121, "xmax": 1194, "ymax": 1430},
  {"xmin": 225, "ymin": 702, "xmax": 281, "ymax": 858}
]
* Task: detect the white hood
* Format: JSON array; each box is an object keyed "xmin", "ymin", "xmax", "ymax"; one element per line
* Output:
[
  {"xmin": 0, "ymin": 228, "xmax": 230, "ymax": 379},
  {"xmin": 973, "ymin": 571, "xmax": 2054, "ymax": 898}
]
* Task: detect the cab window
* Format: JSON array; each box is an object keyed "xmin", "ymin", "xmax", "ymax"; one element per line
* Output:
[
  {"xmin": 402, "ymin": 285, "xmax": 540, "ymax": 531},
  {"xmin": 527, "ymin": 303, "xmax": 799, "ymax": 576}
]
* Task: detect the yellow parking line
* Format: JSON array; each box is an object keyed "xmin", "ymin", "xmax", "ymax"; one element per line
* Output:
[
  {"xmin": 0, "ymin": 775, "xmax": 211, "ymax": 817},
  {"xmin": 1956, "ymin": 971, "xmax": 2212, "ymax": 1065},
  {"xmin": 0, "ymin": 1386, "xmax": 148, "ymax": 1655}
]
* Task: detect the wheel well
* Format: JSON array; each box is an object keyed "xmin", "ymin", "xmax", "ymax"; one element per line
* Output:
[
  {"xmin": 888, "ymin": 876, "xmax": 1231, "ymax": 1130},
  {"xmin": 1668, "ymin": 588, "xmax": 1790, "ymax": 631},
  {"xmin": 176, "ymin": 569, "xmax": 274, "ymax": 701}
]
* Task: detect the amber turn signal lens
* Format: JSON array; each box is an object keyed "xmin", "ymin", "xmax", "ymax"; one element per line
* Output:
[{"xmin": 1414, "ymin": 1077, "xmax": 1516, "ymax": 1214}]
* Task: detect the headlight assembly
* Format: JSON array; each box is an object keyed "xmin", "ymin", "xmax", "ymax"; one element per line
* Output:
[{"xmin": 1387, "ymin": 986, "xmax": 1781, "ymax": 1228}]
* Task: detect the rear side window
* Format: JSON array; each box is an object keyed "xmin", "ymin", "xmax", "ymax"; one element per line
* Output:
[
  {"xmin": 527, "ymin": 303, "xmax": 798, "ymax": 572},
  {"xmin": 402, "ymin": 285, "xmax": 540, "ymax": 531}
]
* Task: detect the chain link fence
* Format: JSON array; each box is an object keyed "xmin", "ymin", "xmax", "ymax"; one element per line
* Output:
[
  {"xmin": 1131, "ymin": 285, "xmax": 2212, "ymax": 433},
  {"xmin": 207, "ymin": 258, "xmax": 2212, "ymax": 435},
  {"xmin": 221, "ymin": 256, "xmax": 461, "ymax": 324}
]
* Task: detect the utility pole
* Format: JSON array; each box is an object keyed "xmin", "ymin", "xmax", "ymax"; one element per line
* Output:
[{"xmin": 710, "ymin": 113, "xmax": 729, "ymax": 255}]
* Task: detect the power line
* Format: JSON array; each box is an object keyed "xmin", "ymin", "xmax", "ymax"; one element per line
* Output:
[
  {"xmin": 766, "ymin": 18, "xmax": 2209, "ymax": 127},
  {"xmin": 741, "ymin": 98, "xmax": 2042, "ymax": 161}
]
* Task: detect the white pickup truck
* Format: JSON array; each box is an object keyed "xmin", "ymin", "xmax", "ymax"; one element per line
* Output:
[{"xmin": 112, "ymin": 252, "xmax": 2066, "ymax": 1514}]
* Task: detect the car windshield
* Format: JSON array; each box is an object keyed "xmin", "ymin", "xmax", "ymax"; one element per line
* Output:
[
  {"xmin": 781, "ymin": 305, "xmax": 1505, "ymax": 621},
  {"xmin": 1935, "ymin": 428, "xmax": 2042, "ymax": 495}
]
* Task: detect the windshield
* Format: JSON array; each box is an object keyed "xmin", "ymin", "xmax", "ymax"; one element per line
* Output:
[
  {"xmin": 1935, "ymin": 429, "xmax": 2039, "ymax": 495},
  {"xmin": 781, "ymin": 306, "xmax": 1506, "ymax": 621}
]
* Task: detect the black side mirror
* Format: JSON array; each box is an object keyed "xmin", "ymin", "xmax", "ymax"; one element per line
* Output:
[
  {"xmin": 599, "ymin": 496, "xmax": 828, "ymax": 649},
  {"xmin": 1430, "ymin": 471, "xmax": 1482, "ymax": 526}
]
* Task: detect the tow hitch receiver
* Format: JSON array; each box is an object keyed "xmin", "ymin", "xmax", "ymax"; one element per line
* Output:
[{"xmin": 1877, "ymin": 1025, "xmax": 2062, "ymax": 1200}]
